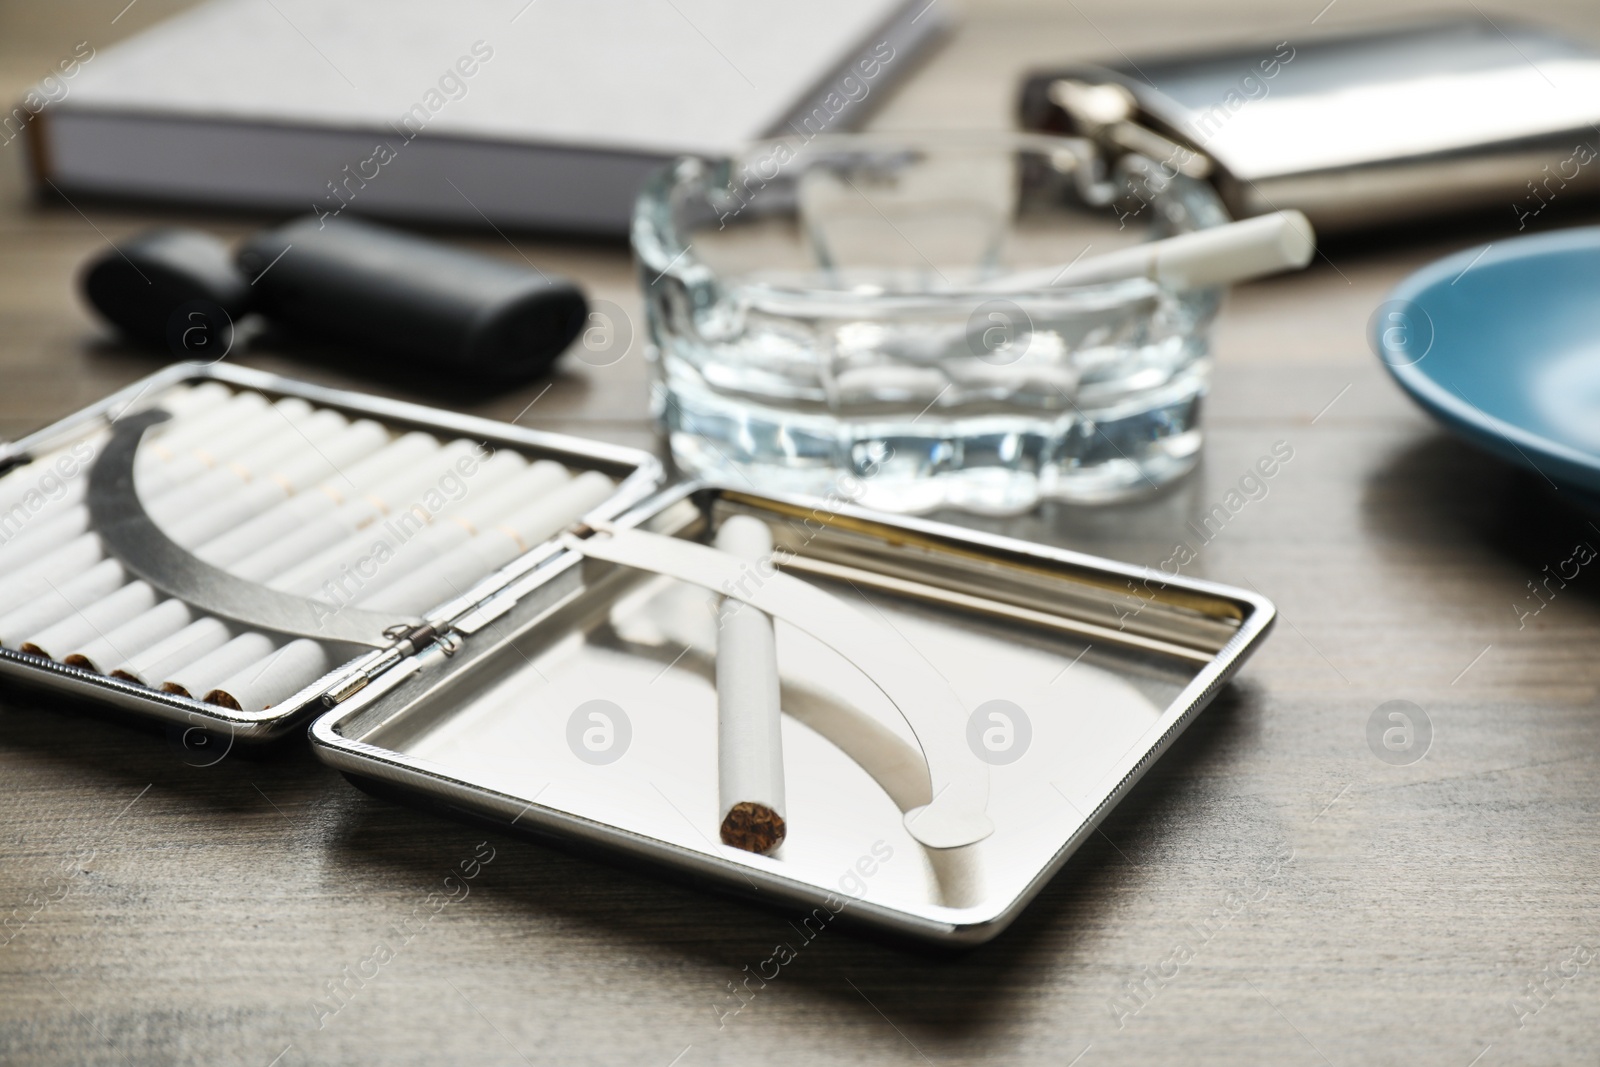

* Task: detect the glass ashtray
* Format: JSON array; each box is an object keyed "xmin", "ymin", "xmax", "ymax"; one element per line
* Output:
[{"xmin": 632, "ymin": 132, "xmax": 1229, "ymax": 515}]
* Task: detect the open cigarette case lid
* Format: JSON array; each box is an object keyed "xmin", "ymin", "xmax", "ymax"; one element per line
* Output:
[
  {"xmin": 0, "ymin": 363, "xmax": 1274, "ymax": 943},
  {"xmin": 1017, "ymin": 15, "xmax": 1600, "ymax": 233},
  {"xmin": 0, "ymin": 363, "xmax": 664, "ymax": 743}
]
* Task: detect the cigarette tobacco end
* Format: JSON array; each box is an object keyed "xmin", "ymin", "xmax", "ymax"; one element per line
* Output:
[
  {"xmin": 160, "ymin": 682, "xmax": 193, "ymax": 698},
  {"xmin": 204, "ymin": 690, "xmax": 242, "ymax": 711},
  {"xmin": 720, "ymin": 802, "xmax": 786, "ymax": 855}
]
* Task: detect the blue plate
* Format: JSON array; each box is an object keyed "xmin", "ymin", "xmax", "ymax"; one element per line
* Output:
[{"xmin": 1373, "ymin": 227, "xmax": 1600, "ymax": 493}]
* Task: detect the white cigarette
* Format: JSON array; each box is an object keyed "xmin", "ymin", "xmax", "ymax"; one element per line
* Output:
[
  {"xmin": 159, "ymin": 632, "xmax": 277, "ymax": 699},
  {"xmin": 160, "ymin": 418, "xmax": 389, "ymax": 548},
  {"xmin": 77, "ymin": 437, "xmax": 479, "ymax": 697},
  {"xmin": 128, "ymin": 383, "xmax": 241, "ymax": 467},
  {"xmin": 191, "ymin": 457, "xmax": 572, "ymax": 711},
  {"xmin": 360, "ymin": 469, "xmax": 616, "ymax": 613},
  {"xmin": 219, "ymin": 443, "xmax": 479, "ymax": 580},
  {"xmin": 144, "ymin": 388, "xmax": 271, "ymax": 452},
  {"xmin": 201, "ymin": 463, "xmax": 601, "ymax": 716},
  {"xmin": 0, "ymin": 382, "xmax": 210, "ymax": 517},
  {"xmin": 979, "ymin": 210, "xmax": 1316, "ymax": 292},
  {"xmin": 64, "ymin": 598, "xmax": 194, "ymax": 674},
  {"xmin": 0, "ymin": 441, "xmax": 92, "ymax": 514},
  {"xmin": 131, "ymin": 384, "xmax": 251, "ymax": 472},
  {"xmin": 714, "ymin": 515, "xmax": 787, "ymax": 854},
  {"xmin": 0, "ymin": 536, "xmax": 106, "ymax": 612},
  {"xmin": 0, "ymin": 434, "xmax": 109, "ymax": 560},
  {"xmin": 18, "ymin": 580, "xmax": 158, "ymax": 661},
  {"xmin": 0, "ymin": 507, "xmax": 92, "ymax": 574},
  {"xmin": 148, "ymin": 381, "xmax": 228, "ymax": 418},
  {"xmin": 0, "ymin": 439, "xmax": 102, "ymax": 536},
  {"xmin": 0, "ymin": 558, "xmax": 125, "ymax": 647},
  {"xmin": 0, "ymin": 408, "xmax": 351, "ymax": 640},
  {"xmin": 136, "ymin": 394, "xmax": 303, "ymax": 497},
  {"xmin": 266, "ymin": 451, "xmax": 531, "ymax": 596},
  {"xmin": 311, "ymin": 459, "xmax": 569, "ymax": 603},
  {"xmin": 0, "ymin": 388, "xmax": 244, "ymax": 575},
  {"xmin": 110, "ymin": 617, "xmax": 232, "ymax": 687},
  {"xmin": 204, "ymin": 638, "xmax": 331, "ymax": 711},
  {"xmin": 145, "ymin": 406, "xmax": 348, "ymax": 521},
  {"xmin": 0, "ymin": 397, "xmax": 312, "ymax": 592},
  {"xmin": 200, "ymin": 431, "xmax": 454, "ymax": 572},
  {"xmin": 133, "ymin": 390, "xmax": 268, "ymax": 473}
]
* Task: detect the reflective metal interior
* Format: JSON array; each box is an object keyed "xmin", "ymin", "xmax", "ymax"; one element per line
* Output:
[{"xmin": 313, "ymin": 487, "xmax": 1273, "ymax": 942}]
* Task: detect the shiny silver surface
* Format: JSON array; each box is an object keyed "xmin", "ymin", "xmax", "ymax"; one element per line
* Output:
[
  {"xmin": 310, "ymin": 485, "xmax": 1275, "ymax": 943},
  {"xmin": 1052, "ymin": 17, "xmax": 1600, "ymax": 232},
  {"xmin": 0, "ymin": 362, "xmax": 666, "ymax": 741}
]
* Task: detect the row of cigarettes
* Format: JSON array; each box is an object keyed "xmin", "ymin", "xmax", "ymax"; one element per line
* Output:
[{"xmin": 0, "ymin": 383, "xmax": 614, "ymax": 713}]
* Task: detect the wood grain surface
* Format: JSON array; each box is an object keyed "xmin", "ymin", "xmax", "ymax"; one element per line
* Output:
[{"xmin": 4, "ymin": 1, "xmax": 1600, "ymax": 1064}]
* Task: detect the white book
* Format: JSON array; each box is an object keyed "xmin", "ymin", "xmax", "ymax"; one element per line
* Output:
[{"xmin": 23, "ymin": 0, "xmax": 947, "ymax": 234}]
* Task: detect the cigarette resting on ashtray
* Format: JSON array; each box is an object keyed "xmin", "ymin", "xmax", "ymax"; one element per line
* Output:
[
  {"xmin": 977, "ymin": 209, "xmax": 1316, "ymax": 292},
  {"xmin": 715, "ymin": 515, "xmax": 787, "ymax": 855}
]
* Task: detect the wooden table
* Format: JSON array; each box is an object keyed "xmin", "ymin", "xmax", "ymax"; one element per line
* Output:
[{"xmin": 5, "ymin": 1, "xmax": 1600, "ymax": 1064}]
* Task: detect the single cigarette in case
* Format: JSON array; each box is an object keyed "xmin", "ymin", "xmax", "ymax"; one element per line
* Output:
[
  {"xmin": 0, "ymin": 558, "xmax": 126, "ymax": 647},
  {"xmin": 161, "ymin": 631, "xmax": 277, "ymax": 699},
  {"xmin": 110, "ymin": 617, "xmax": 232, "ymax": 687},
  {"xmin": 0, "ymin": 537, "xmax": 107, "ymax": 614},
  {"xmin": 714, "ymin": 515, "xmax": 787, "ymax": 855},
  {"xmin": 0, "ymin": 438, "xmax": 105, "ymax": 535},
  {"xmin": 65, "ymin": 598, "xmax": 195, "ymax": 674},
  {"xmin": 129, "ymin": 380, "xmax": 226, "ymax": 433},
  {"xmin": 205, "ymin": 638, "xmax": 332, "ymax": 711},
  {"xmin": 19, "ymin": 580, "xmax": 158, "ymax": 660}
]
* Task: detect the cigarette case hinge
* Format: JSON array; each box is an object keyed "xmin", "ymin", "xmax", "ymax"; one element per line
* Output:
[{"xmin": 320, "ymin": 624, "xmax": 464, "ymax": 706}]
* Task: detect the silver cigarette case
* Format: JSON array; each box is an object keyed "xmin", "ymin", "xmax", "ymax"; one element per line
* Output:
[
  {"xmin": 309, "ymin": 484, "xmax": 1274, "ymax": 943},
  {"xmin": 0, "ymin": 362, "xmax": 663, "ymax": 744},
  {"xmin": 1019, "ymin": 16, "xmax": 1600, "ymax": 233},
  {"xmin": 1, "ymin": 363, "xmax": 1274, "ymax": 943}
]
